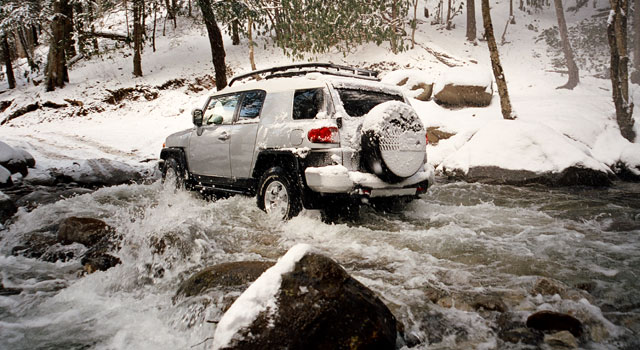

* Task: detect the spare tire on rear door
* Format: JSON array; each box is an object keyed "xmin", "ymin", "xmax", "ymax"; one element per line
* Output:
[{"xmin": 361, "ymin": 101, "xmax": 426, "ymax": 183}]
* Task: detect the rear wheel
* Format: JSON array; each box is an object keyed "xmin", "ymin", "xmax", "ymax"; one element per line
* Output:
[{"xmin": 257, "ymin": 167, "xmax": 302, "ymax": 220}]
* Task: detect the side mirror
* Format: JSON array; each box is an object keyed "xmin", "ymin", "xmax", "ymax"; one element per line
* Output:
[
  {"xmin": 212, "ymin": 116, "xmax": 224, "ymax": 125},
  {"xmin": 192, "ymin": 108, "xmax": 203, "ymax": 127}
]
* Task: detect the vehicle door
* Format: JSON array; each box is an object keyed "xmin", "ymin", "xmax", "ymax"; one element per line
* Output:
[
  {"xmin": 188, "ymin": 93, "xmax": 240, "ymax": 178},
  {"xmin": 230, "ymin": 90, "xmax": 266, "ymax": 179}
]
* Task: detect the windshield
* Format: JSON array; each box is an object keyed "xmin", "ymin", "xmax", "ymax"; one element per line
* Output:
[{"xmin": 337, "ymin": 88, "xmax": 404, "ymax": 117}]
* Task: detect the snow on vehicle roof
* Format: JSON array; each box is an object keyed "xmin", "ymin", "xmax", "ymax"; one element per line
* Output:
[{"xmin": 217, "ymin": 73, "xmax": 404, "ymax": 96}]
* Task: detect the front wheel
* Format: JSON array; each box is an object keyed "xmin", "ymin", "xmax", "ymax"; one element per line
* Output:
[
  {"xmin": 257, "ymin": 167, "xmax": 302, "ymax": 220},
  {"xmin": 161, "ymin": 157, "xmax": 186, "ymax": 190}
]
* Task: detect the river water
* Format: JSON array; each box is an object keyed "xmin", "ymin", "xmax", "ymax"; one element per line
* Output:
[{"xmin": 1, "ymin": 180, "xmax": 639, "ymax": 349}]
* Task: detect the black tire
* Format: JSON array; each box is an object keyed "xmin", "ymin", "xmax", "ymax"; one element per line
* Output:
[
  {"xmin": 361, "ymin": 101, "xmax": 425, "ymax": 183},
  {"xmin": 161, "ymin": 157, "xmax": 186, "ymax": 190},
  {"xmin": 257, "ymin": 167, "xmax": 302, "ymax": 220}
]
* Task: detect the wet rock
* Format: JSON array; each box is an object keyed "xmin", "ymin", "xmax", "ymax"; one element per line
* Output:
[
  {"xmin": 81, "ymin": 251, "xmax": 121, "ymax": 273},
  {"xmin": 526, "ymin": 310, "xmax": 583, "ymax": 338},
  {"xmin": 532, "ymin": 277, "xmax": 566, "ymax": 297},
  {"xmin": 81, "ymin": 234, "xmax": 122, "ymax": 273},
  {"xmin": 419, "ymin": 310, "xmax": 469, "ymax": 345},
  {"xmin": 0, "ymin": 282, "xmax": 21, "ymax": 296},
  {"xmin": 472, "ymin": 294, "xmax": 507, "ymax": 313},
  {"xmin": 51, "ymin": 158, "xmax": 143, "ymax": 187},
  {"xmin": 175, "ymin": 261, "xmax": 274, "ymax": 299},
  {"xmin": 450, "ymin": 166, "xmax": 612, "ymax": 187},
  {"xmin": 544, "ymin": 330, "xmax": 578, "ymax": 349},
  {"xmin": 15, "ymin": 188, "xmax": 93, "ymax": 209},
  {"xmin": 40, "ymin": 242, "xmax": 87, "ymax": 263},
  {"xmin": 11, "ymin": 231, "xmax": 59, "ymax": 259},
  {"xmin": 216, "ymin": 251, "xmax": 397, "ymax": 350},
  {"xmin": 434, "ymin": 84, "xmax": 493, "ymax": 108},
  {"xmin": 0, "ymin": 192, "xmax": 17, "ymax": 223},
  {"xmin": 497, "ymin": 312, "xmax": 543, "ymax": 345},
  {"xmin": 57, "ymin": 217, "xmax": 114, "ymax": 246}
]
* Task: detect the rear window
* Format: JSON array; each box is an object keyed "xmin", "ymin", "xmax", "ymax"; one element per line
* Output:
[{"xmin": 337, "ymin": 88, "xmax": 404, "ymax": 117}]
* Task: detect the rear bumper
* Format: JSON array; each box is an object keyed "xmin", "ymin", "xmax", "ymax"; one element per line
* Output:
[{"xmin": 304, "ymin": 164, "xmax": 434, "ymax": 197}]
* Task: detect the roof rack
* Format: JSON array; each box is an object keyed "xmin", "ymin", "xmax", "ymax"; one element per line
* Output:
[{"xmin": 228, "ymin": 63, "xmax": 379, "ymax": 86}]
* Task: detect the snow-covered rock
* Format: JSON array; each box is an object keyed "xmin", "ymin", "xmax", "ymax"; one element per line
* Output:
[
  {"xmin": 433, "ymin": 66, "xmax": 493, "ymax": 107},
  {"xmin": 212, "ymin": 244, "xmax": 398, "ymax": 350},
  {"xmin": 0, "ymin": 165, "xmax": 11, "ymax": 187},
  {"xmin": 438, "ymin": 120, "xmax": 613, "ymax": 186},
  {"xmin": 381, "ymin": 69, "xmax": 436, "ymax": 101},
  {"xmin": 0, "ymin": 140, "xmax": 34, "ymax": 176}
]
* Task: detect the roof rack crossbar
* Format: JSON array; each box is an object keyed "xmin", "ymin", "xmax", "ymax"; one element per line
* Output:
[{"xmin": 228, "ymin": 63, "xmax": 379, "ymax": 86}]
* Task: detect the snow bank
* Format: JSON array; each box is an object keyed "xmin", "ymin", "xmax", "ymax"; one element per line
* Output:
[
  {"xmin": 438, "ymin": 120, "xmax": 611, "ymax": 174},
  {"xmin": 592, "ymin": 128, "xmax": 640, "ymax": 175},
  {"xmin": 212, "ymin": 244, "xmax": 314, "ymax": 350}
]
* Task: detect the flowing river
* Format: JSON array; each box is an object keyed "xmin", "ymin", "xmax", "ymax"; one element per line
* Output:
[{"xmin": 1, "ymin": 180, "xmax": 639, "ymax": 349}]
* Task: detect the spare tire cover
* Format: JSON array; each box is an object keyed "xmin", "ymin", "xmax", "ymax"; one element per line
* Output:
[{"xmin": 361, "ymin": 101, "xmax": 426, "ymax": 183}]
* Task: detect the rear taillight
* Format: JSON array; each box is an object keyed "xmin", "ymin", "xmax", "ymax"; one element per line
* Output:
[
  {"xmin": 308, "ymin": 127, "xmax": 339, "ymax": 143},
  {"xmin": 425, "ymin": 132, "xmax": 429, "ymax": 145}
]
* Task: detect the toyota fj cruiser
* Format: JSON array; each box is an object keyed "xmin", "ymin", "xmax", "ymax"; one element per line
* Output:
[{"xmin": 160, "ymin": 63, "xmax": 433, "ymax": 219}]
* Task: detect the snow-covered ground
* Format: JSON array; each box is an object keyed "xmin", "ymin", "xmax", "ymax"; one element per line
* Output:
[{"xmin": 1, "ymin": 1, "xmax": 639, "ymax": 180}]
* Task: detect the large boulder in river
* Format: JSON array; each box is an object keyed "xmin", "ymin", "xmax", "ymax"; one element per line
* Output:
[
  {"xmin": 57, "ymin": 217, "xmax": 114, "ymax": 246},
  {"xmin": 0, "ymin": 192, "xmax": 16, "ymax": 223},
  {"xmin": 212, "ymin": 244, "xmax": 398, "ymax": 350},
  {"xmin": 526, "ymin": 310, "xmax": 584, "ymax": 338},
  {"xmin": 176, "ymin": 261, "xmax": 274, "ymax": 299}
]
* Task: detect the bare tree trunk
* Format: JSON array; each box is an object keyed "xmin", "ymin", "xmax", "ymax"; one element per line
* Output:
[
  {"xmin": 232, "ymin": 20, "xmax": 240, "ymax": 45},
  {"xmin": 510, "ymin": 0, "xmax": 516, "ymax": 24},
  {"xmin": 124, "ymin": 0, "xmax": 130, "ymax": 38},
  {"xmin": 17, "ymin": 27, "xmax": 37, "ymax": 70},
  {"xmin": 248, "ymin": 18, "xmax": 257, "ymax": 71},
  {"xmin": 411, "ymin": 0, "xmax": 419, "ymax": 48},
  {"xmin": 553, "ymin": 0, "xmax": 579, "ymax": 89},
  {"xmin": 446, "ymin": 0, "xmax": 453, "ymax": 29},
  {"xmin": 391, "ymin": 0, "xmax": 399, "ymax": 53},
  {"xmin": 87, "ymin": 3, "xmax": 99, "ymax": 52},
  {"xmin": 467, "ymin": 0, "xmax": 477, "ymax": 41},
  {"xmin": 197, "ymin": 0, "xmax": 228, "ymax": 90},
  {"xmin": 631, "ymin": 0, "xmax": 640, "ymax": 83},
  {"xmin": 46, "ymin": 1, "xmax": 69, "ymax": 91},
  {"xmin": 133, "ymin": 0, "xmax": 143, "ymax": 76},
  {"xmin": 481, "ymin": 0, "xmax": 515, "ymax": 119},
  {"xmin": 153, "ymin": 2, "xmax": 158, "ymax": 52},
  {"xmin": 608, "ymin": 0, "xmax": 636, "ymax": 141},
  {"xmin": 61, "ymin": 0, "xmax": 76, "ymax": 60},
  {"xmin": 1, "ymin": 35, "xmax": 16, "ymax": 89}
]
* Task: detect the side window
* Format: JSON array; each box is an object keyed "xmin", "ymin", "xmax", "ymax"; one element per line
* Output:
[
  {"xmin": 293, "ymin": 88, "xmax": 324, "ymax": 120},
  {"xmin": 239, "ymin": 90, "xmax": 266, "ymax": 120},
  {"xmin": 203, "ymin": 94, "xmax": 239, "ymax": 125}
]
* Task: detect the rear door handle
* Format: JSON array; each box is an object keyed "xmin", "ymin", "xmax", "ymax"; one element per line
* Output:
[{"xmin": 218, "ymin": 131, "xmax": 230, "ymax": 141}]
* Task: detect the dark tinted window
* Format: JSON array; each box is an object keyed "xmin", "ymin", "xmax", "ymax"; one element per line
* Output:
[
  {"xmin": 337, "ymin": 88, "xmax": 404, "ymax": 117},
  {"xmin": 293, "ymin": 89, "xmax": 324, "ymax": 120},
  {"xmin": 239, "ymin": 90, "xmax": 266, "ymax": 119}
]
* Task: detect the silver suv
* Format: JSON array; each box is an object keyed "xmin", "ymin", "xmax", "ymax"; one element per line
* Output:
[{"xmin": 160, "ymin": 63, "xmax": 432, "ymax": 219}]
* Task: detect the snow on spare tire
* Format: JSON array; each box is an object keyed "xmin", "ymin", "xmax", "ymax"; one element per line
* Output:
[{"xmin": 361, "ymin": 101, "xmax": 426, "ymax": 183}]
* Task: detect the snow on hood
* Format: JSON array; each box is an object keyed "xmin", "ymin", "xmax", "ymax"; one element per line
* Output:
[
  {"xmin": 212, "ymin": 244, "xmax": 314, "ymax": 350},
  {"xmin": 437, "ymin": 120, "xmax": 611, "ymax": 174}
]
